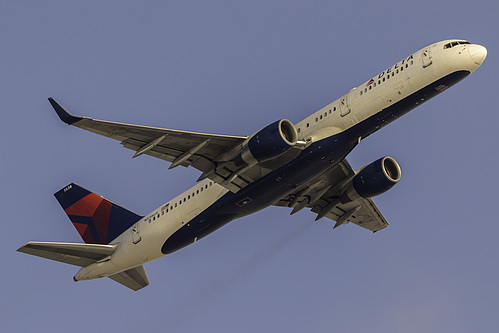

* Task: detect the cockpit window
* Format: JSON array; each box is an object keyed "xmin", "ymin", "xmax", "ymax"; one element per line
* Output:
[{"xmin": 444, "ymin": 41, "xmax": 470, "ymax": 49}]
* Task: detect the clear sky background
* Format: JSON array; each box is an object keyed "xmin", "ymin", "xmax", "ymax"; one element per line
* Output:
[{"xmin": 2, "ymin": 1, "xmax": 497, "ymax": 332}]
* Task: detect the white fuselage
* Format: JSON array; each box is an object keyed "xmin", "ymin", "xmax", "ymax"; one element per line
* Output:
[{"xmin": 75, "ymin": 40, "xmax": 486, "ymax": 281}]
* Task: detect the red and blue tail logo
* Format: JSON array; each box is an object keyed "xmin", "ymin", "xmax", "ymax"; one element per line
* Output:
[{"xmin": 54, "ymin": 183, "xmax": 142, "ymax": 244}]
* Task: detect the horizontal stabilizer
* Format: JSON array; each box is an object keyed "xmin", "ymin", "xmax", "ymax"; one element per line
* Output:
[
  {"xmin": 109, "ymin": 265, "xmax": 150, "ymax": 291},
  {"xmin": 17, "ymin": 241, "xmax": 117, "ymax": 267}
]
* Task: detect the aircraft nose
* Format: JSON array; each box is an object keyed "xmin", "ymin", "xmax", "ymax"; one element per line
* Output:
[{"xmin": 469, "ymin": 44, "xmax": 487, "ymax": 65}]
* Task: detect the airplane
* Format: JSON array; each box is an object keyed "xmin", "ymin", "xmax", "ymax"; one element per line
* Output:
[{"xmin": 18, "ymin": 40, "xmax": 487, "ymax": 291}]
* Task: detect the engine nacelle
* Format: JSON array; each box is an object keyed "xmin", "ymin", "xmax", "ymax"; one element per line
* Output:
[
  {"xmin": 240, "ymin": 119, "xmax": 298, "ymax": 164},
  {"xmin": 345, "ymin": 156, "xmax": 401, "ymax": 200}
]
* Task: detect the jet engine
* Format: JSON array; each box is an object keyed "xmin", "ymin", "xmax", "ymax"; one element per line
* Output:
[
  {"xmin": 238, "ymin": 119, "xmax": 298, "ymax": 165},
  {"xmin": 344, "ymin": 156, "xmax": 401, "ymax": 200}
]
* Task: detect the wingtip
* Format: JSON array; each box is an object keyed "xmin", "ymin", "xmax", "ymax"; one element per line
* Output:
[
  {"xmin": 16, "ymin": 243, "xmax": 29, "ymax": 253},
  {"xmin": 48, "ymin": 97, "xmax": 83, "ymax": 125}
]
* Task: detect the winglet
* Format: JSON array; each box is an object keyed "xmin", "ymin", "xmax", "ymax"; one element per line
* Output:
[{"xmin": 48, "ymin": 97, "xmax": 84, "ymax": 125}]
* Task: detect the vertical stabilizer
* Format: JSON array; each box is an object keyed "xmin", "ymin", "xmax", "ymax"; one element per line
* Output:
[{"xmin": 54, "ymin": 183, "xmax": 143, "ymax": 244}]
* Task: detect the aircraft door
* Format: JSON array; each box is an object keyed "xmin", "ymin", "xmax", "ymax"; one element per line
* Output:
[
  {"xmin": 132, "ymin": 225, "xmax": 141, "ymax": 244},
  {"xmin": 340, "ymin": 89, "xmax": 354, "ymax": 116},
  {"xmin": 422, "ymin": 48, "xmax": 432, "ymax": 68}
]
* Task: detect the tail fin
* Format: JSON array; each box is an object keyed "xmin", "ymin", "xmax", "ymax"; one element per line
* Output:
[{"xmin": 54, "ymin": 183, "xmax": 143, "ymax": 244}]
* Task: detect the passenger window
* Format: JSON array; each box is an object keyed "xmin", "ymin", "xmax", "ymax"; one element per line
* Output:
[
  {"xmin": 320, "ymin": 115, "xmax": 323, "ymax": 120},
  {"xmin": 306, "ymin": 123, "xmax": 309, "ymax": 127}
]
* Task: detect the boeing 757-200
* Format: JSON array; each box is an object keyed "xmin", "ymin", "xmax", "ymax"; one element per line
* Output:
[{"xmin": 18, "ymin": 40, "xmax": 487, "ymax": 290}]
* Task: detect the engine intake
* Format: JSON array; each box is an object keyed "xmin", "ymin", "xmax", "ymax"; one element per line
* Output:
[
  {"xmin": 345, "ymin": 156, "xmax": 401, "ymax": 200},
  {"xmin": 240, "ymin": 119, "xmax": 298, "ymax": 164}
]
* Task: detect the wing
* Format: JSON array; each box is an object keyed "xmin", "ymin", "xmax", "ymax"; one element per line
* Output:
[
  {"xmin": 49, "ymin": 98, "xmax": 291, "ymax": 193},
  {"xmin": 274, "ymin": 159, "xmax": 389, "ymax": 232},
  {"xmin": 17, "ymin": 241, "xmax": 117, "ymax": 267}
]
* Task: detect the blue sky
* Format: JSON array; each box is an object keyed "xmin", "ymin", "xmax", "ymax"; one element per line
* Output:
[{"xmin": 2, "ymin": 1, "xmax": 498, "ymax": 332}]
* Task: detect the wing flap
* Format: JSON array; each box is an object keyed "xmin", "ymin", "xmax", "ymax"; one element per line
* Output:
[
  {"xmin": 108, "ymin": 265, "xmax": 150, "ymax": 291},
  {"xmin": 310, "ymin": 198, "xmax": 389, "ymax": 232},
  {"xmin": 17, "ymin": 241, "xmax": 117, "ymax": 267}
]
